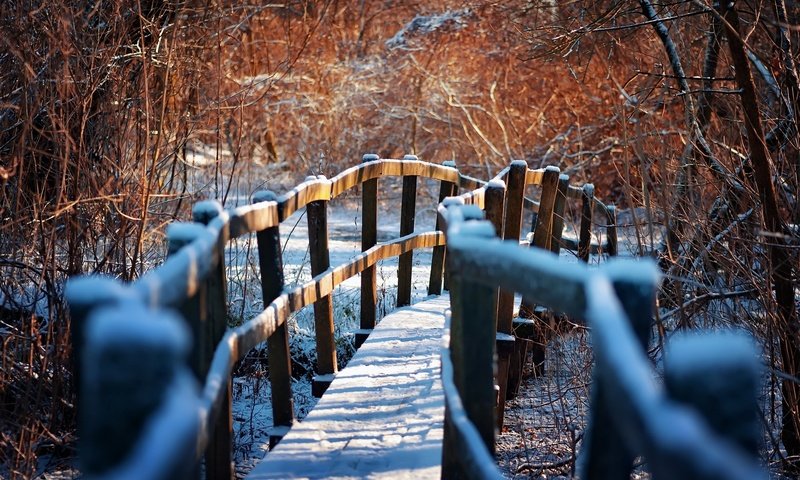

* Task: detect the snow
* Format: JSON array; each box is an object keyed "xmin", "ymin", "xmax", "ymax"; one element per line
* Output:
[
  {"xmin": 487, "ymin": 178, "xmax": 506, "ymax": 189},
  {"xmin": 665, "ymin": 330, "xmax": 760, "ymax": 379},
  {"xmin": 83, "ymin": 302, "xmax": 190, "ymax": 355},
  {"xmin": 385, "ymin": 9, "xmax": 474, "ymax": 51},
  {"xmin": 247, "ymin": 296, "xmax": 449, "ymax": 479},
  {"xmin": 166, "ymin": 222, "xmax": 209, "ymax": 252}
]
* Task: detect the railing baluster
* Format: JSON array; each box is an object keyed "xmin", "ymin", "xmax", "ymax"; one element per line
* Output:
[
  {"xmin": 397, "ymin": 154, "xmax": 418, "ymax": 307},
  {"xmin": 357, "ymin": 153, "xmax": 380, "ymax": 347},
  {"xmin": 497, "ymin": 162, "xmax": 527, "ymax": 401},
  {"xmin": 429, "ymin": 160, "xmax": 458, "ymax": 296},
  {"xmin": 167, "ymin": 222, "xmax": 211, "ymax": 381},
  {"xmin": 579, "ymin": 184, "xmax": 595, "ymax": 262},
  {"xmin": 307, "ymin": 186, "xmax": 338, "ymax": 398},
  {"xmin": 606, "ymin": 204, "xmax": 618, "ymax": 257},
  {"xmin": 193, "ymin": 200, "xmax": 234, "ymax": 480},
  {"xmin": 443, "ymin": 209, "xmax": 498, "ymax": 478},
  {"xmin": 664, "ymin": 332, "xmax": 762, "ymax": 460},
  {"xmin": 253, "ymin": 191, "xmax": 295, "ymax": 447},
  {"xmin": 517, "ymin": 165, "xmax": 560, "ymax": 378},
  {"xmin": 79, "ymin": 303, "xmax": 192, "ymax": 477},
  {"xmin": 484, "ymin": 179, "xmax": 515, "ymax": 430},
  {"xmin": 581, "ymin": 267, "xmax": 657, "ymax": 479},
  {"xmin": 549, "ymin": 174, "xmax": 569, "ymax": 255}
]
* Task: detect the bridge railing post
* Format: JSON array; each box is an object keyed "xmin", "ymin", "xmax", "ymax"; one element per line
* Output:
[
  {"xmin": 484, "ymin": 178, "xmax": 514, "ymax": 430},
  {"xmin": 429, "ymin": 160, "xmax": 458, "ymax": 296},
  {"xmin": 664, "ymin": 332, "xmax": 762, "ymax": 463},
  {"xmin": 357, "ymin": 154, "xmax": 380, "ymax": 347},
  {"xmin": 516, "ymin": 165, "xmax": 560, "ymax": 379},
  {"xmin": 79, "ymin": 301, "xmax": 193, "ymax": 477},
  {"xmin": 192, "ymin": 200, "xmax": 234, "ymax": 480},
  {"xmin": 307, "ymin": 180, "xmax": 338, "ymax": 397},
  {"xmin": 397, "ymin": 154, "xmax": 418, "ymax": 307},
  {"xmin": 443, "ymin": 207, "xmax": 498, "ymax": 477},
  {"xmin": 253, "ymin": 191, "xmax": 295, "ymax": 447},
  {"xmin": 606, "ymin": 204, "xmax": 618, "ymax": 257},
  {"xmin": 167, "ymin": 222, "xmax": 212, "ymax": 381},
  {"xmin": 502, "ymin": 160, "xmax": 529, "ymax": 400},
  {"xmin": 579, "ymin": 184, "xmax": 595, "ymax": 262},
  {"xmin": 550, "ymin": 174, "xmax": 569, "ymax": 256},
  {"xmin": 580, "ymin": 265, "xmax": 657, "ymax": 479}
]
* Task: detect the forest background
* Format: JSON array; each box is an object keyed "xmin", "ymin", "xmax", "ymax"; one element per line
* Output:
[{"xmin": 2, "ymin": 0, "xmax": 800, "ymax": 477}]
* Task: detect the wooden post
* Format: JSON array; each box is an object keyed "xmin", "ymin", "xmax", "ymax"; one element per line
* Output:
[
  {"xmin": 579, "ymin": 184, "xmax": 595, "ymax": 262},
  {"xmin": 79, "ymin": 302, "xmax": 190, "ymax": 476},
  {"xmin": 357, "ymin": 153, "xmax": 379, "ymax": 347},
  {"xmin": 253, "ymin": 191, "xmax": 295, "ymax": 447},
  {"xmin": 606, "ymin": 205, "xmax": 618, "ymax": 257},
  {"xmin": 496, "ymin": 162, "xmax": 527, "ymax": 401},
  {"xmin": 549, "ymin": 174, "xmax": 569, "ymax": 256},
  {"xmin": 517, "ymin": 165, "xmax": 560, "ymax": 378},
  {"xmin": 396, "ymin": 154, "xmax": 418, "ymax": 307},
  {"xmin": 484, "ymin": 178, "xmax": 514, "ymax": 429},
  {"xmin": 443, "ymin": 162, "xmax": 460, "ymax": 293},
  {"xmin": 307, "ymin": 190, "xmax": 337, "ymax": 397},
  {"xmin": 580, "ymin": 266, "xmax": 657, "ymax": 479},
  {"xmin": 167, "ymin": 222, "xmax": 212, "ymax": 381},
  {"xmin": 192, "ymin": 200, "xmax": 234, "ymax": 480},
  {"xmin": 664, "ymin": 332, "xmax": 761, "ymax": 457},
  {"xmin": 65, "ymin": 276, "xmax": 134, "ymax": 467},
  {"xmin": 447, "ymin": 215, "xmax": 498, "ymax": 456},
  {"xmin": 429, "ymin": 160, "xmax": 458, "ymax": 295}
]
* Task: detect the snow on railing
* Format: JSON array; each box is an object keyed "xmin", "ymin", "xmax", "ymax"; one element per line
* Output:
[
  {"xmin": 66, "ymin": 156, "xmax": 620, "ymax": 479},
  {"xmin": 438, "ymin": 201, "xmax": 765, "ymax": 479}
]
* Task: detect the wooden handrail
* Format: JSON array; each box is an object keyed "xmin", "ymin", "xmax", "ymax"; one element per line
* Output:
[
  {"xmin": 438, "ymin": 202, "xmax": 765, "ymax": 479},
  {"xmin": 68, "ymin": 156, "xmax": 630, "ymax": 479}
]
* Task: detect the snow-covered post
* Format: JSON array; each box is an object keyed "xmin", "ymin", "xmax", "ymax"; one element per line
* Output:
[
  {"xmin": 664, "ymin": 332, "xmax": 762, "ymax": 457},
  {"xmin": 167, "ymin": 222, "xmax": 210, "ymax": 380},
  {"xmin": 605, "ymin": 205, "xmax": 618, "ymax": 257},
  {"xmin": 444, "ymin": 206, "xmax": 498, "ymax": 469},
  {"xmin": 307, "ymin": 179, "xmax": 338, "ymax": 397},
  {"xmin": 79, "ymin": 302, "xmax": 193, "ymax": 477},
  {"xmin": 66, "ymin": 276, "xmax": 137, "ymax": 443},
  {"xmin": 252, "ymin": 190, "xmax": 295, "ymax": 446},
  {"xmin": 484, "ymin": 179, "xmax": 514, "ymax": 429},
  {"xmin": 581, "ymin": 262, "xmax": 658, "ymax": 479},
  {"xmin": 358, "ymin": 153, "xmax": 380, "ymax": 347},
  {"xmin": 192, "ymin": 200, "xmax": 233, "ymax": 480},
  {"xmin": 396, "ymin": 154, "xmax": 419, "ymax": 307},
  {"xmin": 579, "ymin": 184, "xmax": 595, "ymax": 262},
  {"xmin": 518, "ymin": 165, "xmax": 560, "ymax": 378},
  {"xmin": 428, "ymin": 160, "xmax": 458, "ymax": 295}
]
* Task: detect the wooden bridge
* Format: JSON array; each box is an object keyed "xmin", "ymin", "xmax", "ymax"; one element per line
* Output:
[{"xmin": 67, "ymin": 157, "xmax": 765, "ymax": 479}]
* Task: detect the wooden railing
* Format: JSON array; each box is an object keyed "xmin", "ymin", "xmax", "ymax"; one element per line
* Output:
[
  {"xmin": 66, "ymin": 156, "xmax": 621, "ymax": 479},
  {"xmin": 438, "ymin": 202, "xmax": 766, "ymax": 479}
]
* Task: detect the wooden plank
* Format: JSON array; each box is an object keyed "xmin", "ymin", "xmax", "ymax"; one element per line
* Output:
[
  {"xmin": 253, "ymin": 191, "xmax": 295, "ymax": 447},
  {"xmin": 525, "ymin": 168, "xmax": 545, "ymax": 186},
  {"xmin": 358, "ymin": 154, "xmax": 379, "ymax": 348},
  {"xmin": 307, "ymin": 199, "xmax": 337, "ymax": 397},
  {"xmin": 328, "ymin": 159, "xmax": 461, "ymax": 198},
  {"xmin": 248, "ymin": 296, "xmax": 450, "ymax": 480},
  {"xmin": 278, "ymin": 179, "xmax": 332, "ymax": 221},
  {"xmin": 396, "ymin": 171, "xmax": 417, "ymax": 307},
  {"xmin": 228, "ymin": 201, "xmax": 280, "ymax": 238}
]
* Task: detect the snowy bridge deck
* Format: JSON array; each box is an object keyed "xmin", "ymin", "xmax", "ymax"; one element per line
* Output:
[{"xmin": 248, "ymin": 295, "xmax": 449, "ymax": 479}]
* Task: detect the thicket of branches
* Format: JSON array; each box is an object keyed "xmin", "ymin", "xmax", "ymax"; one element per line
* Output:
[{"xmin": 1, "ymin": 0, "xmax": 799, "ymax": 476}]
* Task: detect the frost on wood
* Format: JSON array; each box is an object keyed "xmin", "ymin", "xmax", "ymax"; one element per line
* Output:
[
  {"xmin": 664, "ymin": 331, "xmax": 762, "ymax": 455},
  {"xmin": 80, "ymin": 303, "xmax": 192, "ymax": 474},
  {"xmin": 385, "ymin": 9, "xmax": 474, "ymax": 50}
]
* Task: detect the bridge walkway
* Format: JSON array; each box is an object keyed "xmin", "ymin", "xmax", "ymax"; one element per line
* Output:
[{"xmin": 247, "ymin": 294, "xmax": 450, "ymax": 479}]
